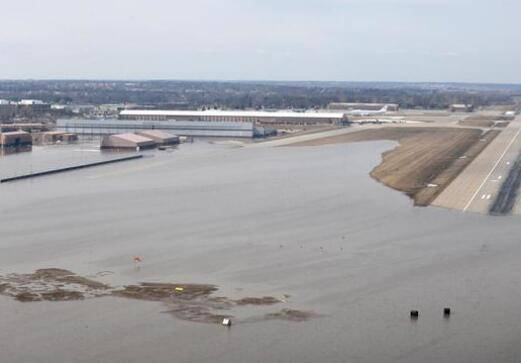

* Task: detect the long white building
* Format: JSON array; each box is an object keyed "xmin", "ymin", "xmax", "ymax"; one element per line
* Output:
[
  {"xmin": 58, "ymin": 119, "xmax": 266, "ymax": 138},
  {"xmin": 119, "ymin": 109, "xmax": 348, "ymax": 126}
]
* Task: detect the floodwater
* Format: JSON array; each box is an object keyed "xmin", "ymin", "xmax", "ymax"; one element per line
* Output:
[
  {"xmin": 1, "ymin": 140, "xmax": 521, "ymax": 363},
  {"xmin": 0, "ymin": 141, "xmax": 136, "ymax": 179}
]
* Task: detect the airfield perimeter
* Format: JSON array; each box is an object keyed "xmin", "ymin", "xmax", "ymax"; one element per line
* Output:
[
  {"xmin": 258, "ymin": 109, "xmax": 521, "ymax": 215},
  {"xmin": 3, "ymin": 129, "xmax": 521, "ymax": 362}
]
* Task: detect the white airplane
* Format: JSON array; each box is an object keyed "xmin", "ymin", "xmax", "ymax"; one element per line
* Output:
[{"xmin": 345, "ymin": 105, "xmax": 388, "ymax": 117}]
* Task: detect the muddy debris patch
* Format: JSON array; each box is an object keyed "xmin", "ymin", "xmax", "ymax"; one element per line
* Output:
[
  {"xmin": 112, "ymin": 283, "xmax": 231, "ymax": 324},
  {"xmin": 235, "ymin": 296, "xmax": 281, "ymax": 305},
  {"xmin": 0, "ymin": 269, "xmax": 111, "ymax": 302},
  {"xmin": 265, "ymin": 309, "xmax": 320, "ymax": 322},
  {"xmin": 115, "ymin": 284, "xmax": 284, "ymax": 324},
  {"xmin": 112, "ymin": 283, "xmax": 218, "ymax": 301},
  {"xmin": 0, "ymin": 269, "xmax": 317, "ymax": 325},
  {"xmin": 165, "ymin": 304, "xmax": 234, "ymax": 324}
]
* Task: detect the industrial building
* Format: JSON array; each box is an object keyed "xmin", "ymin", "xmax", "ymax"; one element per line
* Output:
[
  {"xmin": 0, "ymin": 123, "xmax": 49, "ymax": 133},
  {"xmin": 135, "ymin": 130, "xmax": 179, "ymax": 145},
  {"xmin": 119, "ymin": 109, "xmax": 347, "ymax": 126},
  {"xmin": 32, "ymin": 131, "xmax": 79, "ymax": 145},
  {"xmin": 0, "ymin": 131, "xmax": 33, "ymax": 147},
  {"xmin": 58, "ymin": 119, "xmax": 268, "ymax": 138},
  {"xmin": 328, "ymin": 103, "xmax": 400, "ymax": 112},
  {"xmin": 101, "ymin": 133, "xmax": 157, "ymax": 150},
  {"xmin": 450, "ymin": 104, "xmax": 474, "ymax": 112}
]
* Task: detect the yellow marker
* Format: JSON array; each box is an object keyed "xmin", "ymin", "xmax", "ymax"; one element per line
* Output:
[{"xmin": 175, "ymin": 287, "xmax": 184, "ymax": 292}]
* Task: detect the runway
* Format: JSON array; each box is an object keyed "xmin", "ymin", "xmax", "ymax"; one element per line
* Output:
[{"xmin": 432, "ymin": 116, "xmax": 521, "ymax": 214}]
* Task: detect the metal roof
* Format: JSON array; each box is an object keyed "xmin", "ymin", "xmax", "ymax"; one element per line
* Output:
[
  {"xmin": 58, "ymin": 119, "xmax": 256, "ymax": 138},
  {"xmin": 112, "ymin": 133, "xmax": 155, "ymax": 143},
  {"xmin": 1, "ymin": 131, "xmax": 30, "ymax": 136},
  {"xmin": 136, "ymin": 130, "xmax": 177, "ymax": 139},
  {"xmin": 120, "ymin": 109, "xmax": 346, "ymax": 119}
]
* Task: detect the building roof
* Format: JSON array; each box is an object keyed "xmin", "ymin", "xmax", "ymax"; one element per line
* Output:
[
  {"xmin": 136, "ymin": 130, "xmax": 178, "ymax": 139},
  {"xmin": 18, "ymin": 99, "xmax": 45, "ymax": 105},
  {"xmin": 43, "ymin": 131, "xmax": 67, "ymax": 135},
  {"xmin": 1, "ymin": 131, "xmax": 30, "ymax": 136},
  {"xmin": 113, "ymin": 133, "xmax": 154, "ymax": 143},
  {"xmin": 329, "ymin": 102, "xmax": 398, "ymax": 106},
  {"xmin": 120, "ymin": 109, "xmax": 346, "ymax": 119}
]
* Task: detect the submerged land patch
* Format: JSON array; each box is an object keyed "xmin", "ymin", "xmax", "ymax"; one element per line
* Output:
[{"xmin": 0, "ymin": 269, "xmax": 317, "ymax": 324}]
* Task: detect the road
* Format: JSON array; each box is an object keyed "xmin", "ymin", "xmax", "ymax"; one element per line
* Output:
[
  {"xmin": 432, "ymin": 115, "xmax": 521, "ymax": 214},
  {"xmin": 247, "ymin": 125, "xmax": 376, "ymax": 147}
]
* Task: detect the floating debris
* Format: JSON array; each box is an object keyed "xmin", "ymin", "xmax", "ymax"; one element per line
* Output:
[
  {"xmin": 0, "ymin": 269, "xmax": 110, "ymax": 302},
  {"xmin": 235, "ymin": 296, "xmax": 281, "ymax": 306},
  {"xmin": 113, "ymin": 283, "xmax": 217, "ymax": 301},
  {"xmin": 264, "ymin": 309, "xmax": 319, "ymax": 322},
  {"xmin": 0, "ymin": 269, "xmax": 318, "ymax": 326}
]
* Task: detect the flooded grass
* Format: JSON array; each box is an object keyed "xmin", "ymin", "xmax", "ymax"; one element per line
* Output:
[
  {"xmin": 0, "ymin": 269, "xmax": 312, "ymax": 325},
  {"xmin": 265, "ymin": 309, "xmax": 319, "ymax": 322}
]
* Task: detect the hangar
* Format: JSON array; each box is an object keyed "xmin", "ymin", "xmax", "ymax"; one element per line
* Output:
[{"xmin": 101, "ymin": 133, "xmax": 156, "ymax": 150}]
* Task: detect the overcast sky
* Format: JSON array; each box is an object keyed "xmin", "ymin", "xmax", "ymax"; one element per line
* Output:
[{"xmin": 1, "ymin": 0, "xmax": 520, "ymax": 83}]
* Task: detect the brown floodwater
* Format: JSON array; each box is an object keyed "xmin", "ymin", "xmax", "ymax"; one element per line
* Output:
[{"xmin": 1, "ymin": 140, "xmax": 521, "ymax": 362}]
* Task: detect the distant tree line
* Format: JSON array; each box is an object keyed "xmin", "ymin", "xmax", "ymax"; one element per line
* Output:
[{"xmin": 0, "ymin": 80, "xmax": 518, "ymax": 110}]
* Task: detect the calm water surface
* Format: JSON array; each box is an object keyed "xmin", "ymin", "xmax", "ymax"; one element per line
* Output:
[{"xmin": 0, "ymin": 140, "xmax": 520, "ymax": 363}]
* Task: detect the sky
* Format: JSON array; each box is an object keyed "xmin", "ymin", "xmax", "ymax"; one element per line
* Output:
[{"xmin": 1, "ymin": 0, "xmax": 520, "ymax": 83}]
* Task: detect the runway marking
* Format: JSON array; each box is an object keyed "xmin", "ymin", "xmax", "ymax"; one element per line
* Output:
[
  {"xmin": 481, "ymin": 194, "xmax": 486, "ymax": 200},
  {"xmin": 463, "ymin": 126, "xmax": 521, "ymax": 212},
  {"xmin": 498, "ymin": 175, "xmax": 503, "ymax": 180},
  {"xmin": 486, "ymin": 194, "xmax": 492, "ymax": 200},
  {"xmin": 507, "ymin": 162, "xmax": 511, "ymax": 165}
]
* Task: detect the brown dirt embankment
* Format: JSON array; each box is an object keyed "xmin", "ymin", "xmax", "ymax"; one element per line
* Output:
[{"xmin": 290, "ymin": 127, "xmax": 499, "ymax": 206}]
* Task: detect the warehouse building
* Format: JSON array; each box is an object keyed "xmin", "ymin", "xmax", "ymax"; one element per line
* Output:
[
  {"xmin": 0, "ymin": 123, "xmax": 48, "ymax": 133},
  {"xmin": 328, "ymin": 103, "xmax": 400, "ymax": 112},
  {"xmin": 135, "ymin": 130, "xmax": 179, "ymax": 145},
  {"xmin": 0, "ymin": 131, "xmax": 33, "ymax": 147},
  {"xmin": 119, "ymin": 109, "xmax": 347, "ymax": 126},
  {"xmin": 58, "ymin": 119, "xmax": 265, "ymax": 138},
  {"xmin": 450, "ymin": 104, "xmax": 474, "ymax": 112},
  {"xmin": 101, "ymin": 133, "xmax": 157, "ymax": 150},
  {"xmin": 32, "ymin": 131, "xmax": 79, "ymax": 145}
]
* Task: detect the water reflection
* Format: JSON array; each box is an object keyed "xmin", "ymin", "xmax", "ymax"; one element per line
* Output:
[{"xmin": 0, "ymin": 146, "xmax": 32, "ymax": 157}]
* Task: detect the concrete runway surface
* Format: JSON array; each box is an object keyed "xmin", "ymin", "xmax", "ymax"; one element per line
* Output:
[{"xmin": 433, "ymin": 115, "xmax": 521, "ymax": 214}]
